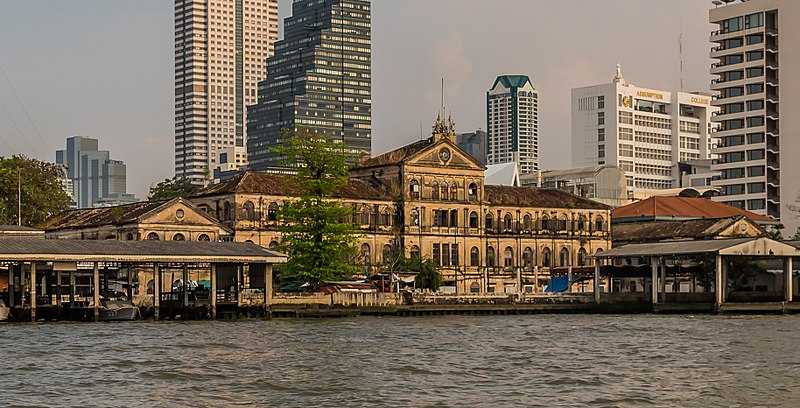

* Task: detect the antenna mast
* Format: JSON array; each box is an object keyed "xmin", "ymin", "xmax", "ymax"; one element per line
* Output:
[
  {"xmin": 679, "ymin": 27, "xmax": 685, "ymax": 91},
  {"xmin": 17, "ymin": 167, "xmax": 21, "ymax": 226}
]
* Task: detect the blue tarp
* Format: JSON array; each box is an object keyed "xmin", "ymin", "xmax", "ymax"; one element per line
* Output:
[{"xmin": 544, "ymin": 275, "xmax": 569, "ymax": 293}]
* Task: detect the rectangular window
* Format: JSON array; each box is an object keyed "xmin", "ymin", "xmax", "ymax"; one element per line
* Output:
[
  {"xmin": 597, "ymin": 95, "xmax": 605, "ymax": 109},
  {"xmin": 618, "ymin": 127, "xmax": 633, "ymax": 141},
  {"xmin": 598, "ymin": 128, "xmax": 605, "ymax": 142},
  {"xmin": 442, "ymin": 244, "xmax": 450, "ymax": 267},
  {"xmin": 748, "ymin": 165, "xmax": 765, "ymax": 177},
  {"xmin": 747, "ymin": 149, "xmax": 765, "ymax": 161},
  {"xmin": 722, "ymin": 151, "xmax": 745, "ymax": 163},
  {"xmin": 597, "ymin": 112, "xmax": 605, "ymax": 125},
  {"xmin": 746, "ymin": 50, "xmax": 764, "ymax": 61},
  {"xmin": 744, "ymin": 12, "xmax": 763, "ymax": 29},
  {"xmin": 722, "ymin": 103, "xmax": 745, "ymax": 114},
  {"xmin": 721, "ymin": 16, "xmax": 742, "ymax": 33},
  {"xmin": 748, "ymin": 199, "xmax": 766, "ymax": 210},
  {"xmin": 722, "ymin": 135, "xmax": 745, "ymax": 147},
  {"xmin": 598, "ymin": 145, "xmax": 605, "ymax": 158},
  {"xmin": 722, "ymin": 184, "xmax": 746, "ymax": 195},
  {"xmin": 746, "ymin": 34, "xmax": 763, "ymax": 45},
  {"xmin": 747, "ymin": 116, "xmax": 764, "ymax": 128},
  {"xmin": 722, "ymin": 54, "xmax": 744, "ymax": 66},
  {"xmin": 432, "ymin": 244, "xmax": 441, "ymax": 267},
  {"xmin": 451, "ymin": 244, "xmax": 459, "ymax": 267},
  {"xmin": 747, "ymin": 83, "xmax": 764, "ymax": 95},
  {"xmin": 748, "ymin": 182, "xmax": 765, "ymax": 194},
  {"xmin": 723, "ymin": 70, "xmax": 744, "ymax": 81},
  {"xmin": 747, "ymin": 132, "xmax": 765, "ymax": 144},
  {"xmin": 747, "ymin": 100, "xmax": 764, "ymax": 111},
  {"xmin": 722, "ymin": 87, "xmax": 744, "ymax": 98},
  {"xmin": 746, "ymin": 67, "xmax": 764, "ymax": 78}
]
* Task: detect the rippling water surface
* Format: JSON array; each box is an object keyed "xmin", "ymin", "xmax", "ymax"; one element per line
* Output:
[{"xmin": 2, "ymin": 315, "xmax": 800, "ymax": 407}]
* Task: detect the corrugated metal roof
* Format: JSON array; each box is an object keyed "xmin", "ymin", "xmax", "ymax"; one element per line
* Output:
[
  {"xmin": 612, "ymin": 196, "xmax": 772, "ymax": 223},
  {"xmin": 0, "ymin": 239, "xmax": 286, "ymax": 263},
  {"xmin": 596, "ymin": 238, "xmax": 798, "ymax": 258}
]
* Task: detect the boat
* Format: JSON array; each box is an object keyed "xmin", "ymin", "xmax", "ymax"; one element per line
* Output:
[
  {"xmin": 100, "ymin": 299, "xmax": 140, "ymax": 321},
  {"xmin": 0, "ymin": 300, "xmax": 10, "ymax": 321}
]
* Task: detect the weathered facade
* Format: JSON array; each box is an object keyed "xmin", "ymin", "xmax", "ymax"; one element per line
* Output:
[
  {"xmin": 190, "ymin": 124, "xmax": 612, "ymax": 294},
  {"xmin": 42, "ymin": 198, "xmax": 230, "ymax": 242}
]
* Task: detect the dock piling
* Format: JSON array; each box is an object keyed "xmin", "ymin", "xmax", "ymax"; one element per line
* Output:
[
  {"xmin": 93, "ymin": 262, "xmax": 100, "ymax": 322},
  {"xmin": 30, "ymin": 262, "xmax": 37, "ymax": 322},
  {"xmin": 153, "ymin": 263, "xmax": 160, "ymax": 321}
]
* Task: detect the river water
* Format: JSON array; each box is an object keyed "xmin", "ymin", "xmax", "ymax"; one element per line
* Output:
[{"xmin": 2, "ymin": 315, "xmax": 799, "ymax": 407}]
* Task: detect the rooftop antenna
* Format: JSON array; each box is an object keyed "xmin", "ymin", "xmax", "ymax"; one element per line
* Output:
[
  {"xmin": 679, "ymin": 22, "xmax": 685, "ymax": 91},
  {"xmin": 17, "ymin": 167, "xmax": 21, "ymax": 226},
  {"xmin": 441, "ymin": 77, "xmax": 445, "ymax": 118}
]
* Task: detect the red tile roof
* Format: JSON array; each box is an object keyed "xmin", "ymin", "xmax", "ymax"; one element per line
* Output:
[{"xmin": 612, "ymin": 196, "xmax": 773, "ymax": 223}]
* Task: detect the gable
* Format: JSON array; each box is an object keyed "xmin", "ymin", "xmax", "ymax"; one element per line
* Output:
[
  {"xmin": 139, "ymin": 200, "xmax": 224, "ymax": 228},
  {"xmin": 405, "ymin": 137, "xmax": 485, "ymax": 172},
  {"xmin": 717, "ymin": 218, "xmax": 765, "ymax": 238}
]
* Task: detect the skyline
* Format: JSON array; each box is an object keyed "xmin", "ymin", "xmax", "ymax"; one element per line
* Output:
[{"xmin": 0, "ymin": 0, "xmax": 714, "ymax": 198}]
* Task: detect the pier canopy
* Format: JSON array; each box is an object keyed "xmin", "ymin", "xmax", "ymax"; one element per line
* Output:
[
  {"xmin": 0, "ymin": 239, "xmax": 286, "ymax": 263},
  {"xmin": 594, "ymin": 237, "xmax": 799, "ymax": 259}
]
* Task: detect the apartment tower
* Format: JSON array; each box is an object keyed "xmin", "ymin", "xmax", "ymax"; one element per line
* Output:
[
  {"xmin": 486, "ymin": 75, "xmax": 539, "ymax": 174},
  {"xmin": 709, "ymin": 0, "xmax": 799, "ymax": 232},
  {"xmin": 247, "ymin": 0, "xmax": 372, "ymax": 171},
  {"xmin": 571, "ymin": 66, "xmax": 717, "ymax": 200},
  {"xmin": 174, "ymin": 0, "xmax": 279, "ymax": 185}
]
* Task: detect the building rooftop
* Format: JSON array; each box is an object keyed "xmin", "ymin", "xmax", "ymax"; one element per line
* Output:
[
  {"xmin": 193, "ymin": 171, "xmax": 394, "ymax": 201},
  {"xmin": 492, "ymin": 75, "xmax": 533, "ymax": 89},
  {"xmin": 353, "ymin": 138, "xmax": 434, "ymax": 169},
  {"xmin": 40, "ymin": 198, "xmax": 212, "ymax": 231},
  {"xmin": 612, "ymin": 196, "xmax": 773, "ymax": 224},
  {"xmin": 612, "ymin": 216, "xmax": 763, "ymax": 244},
  {"xmin": 484, "ymin": 185, "xmax": 610, "ymax": 210},
  {"xmin": 484, "ymin": 162, "xmax": 520, "ymax": 187}
]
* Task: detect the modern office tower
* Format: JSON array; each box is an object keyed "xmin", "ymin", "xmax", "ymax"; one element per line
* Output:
[
  {"xmin": 709, "ymin": 0, "xmax": 799, "ymax": 228},
  {"xmin": 247, "ymin": 0, "xmax": 372, "ymax": 171},
  {"xmin": 457, "ymin": 130, "xmax": 487, "ymax": 165},
  {"xmin": 174, "ymin": 0, "xmax": 279, "ymax": 185},
  {"xmin": 486, "ymin": 75, "xmax": 539, "ymax": 174},
  {"xmin": 56, "ymin": 136, "xmax": 137, "ymax": 208},
  {"xmin": 571, "ymin": 66, "xmax": 718, "ymax": 200}
]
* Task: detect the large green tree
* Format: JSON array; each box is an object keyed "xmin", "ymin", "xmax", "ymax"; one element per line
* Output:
[
  {"xmin": 275, "ymin": 130, "xmax": 360, "ymax": 288},
  {"xmin": 0, "ymin": 155, "xmax": 72, "ymax": 227},
  {"xmin": 147, "ymin": 176, "xmax": 198, "ymax": 201}
]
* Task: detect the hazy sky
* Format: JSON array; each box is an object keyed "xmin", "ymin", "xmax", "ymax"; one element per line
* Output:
[{"xmin": 0, "ymin": 0, "xmax": 714, "ymax": 198}]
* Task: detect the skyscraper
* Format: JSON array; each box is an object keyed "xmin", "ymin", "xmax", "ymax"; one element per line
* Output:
[
  {"xmin": 571, "ymin": 66, "xmax": 717, "ymax": 200},
  {"xmin": 56, "ymin": 136, "xmax": 137, "ymax": 208},
  {"xmin": 247, "ymin": 0, "xmax": 372, "ymax": 170},
  {"xmin": 174, "ymin": 0, "xmax": 279, "ymax": 185},
  {"xmin": 708, "ymin": 0, "xmax": 799, "ymax": 231},
  {"xmin": 456, "ymin": 130, "xmax": 487, "ymax": 165},
  {"xmin": 486, "ymin": 75, "xmax": 539, "ymax": 174}
]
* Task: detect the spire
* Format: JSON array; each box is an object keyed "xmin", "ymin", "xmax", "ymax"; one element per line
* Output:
[{"xmin": 432, "ymin": 112, "xmax": 456, "ymax": 142}]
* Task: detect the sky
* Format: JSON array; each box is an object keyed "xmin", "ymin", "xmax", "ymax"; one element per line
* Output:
[{"xmin": 0, "ymin": 0, "xmax": 715, "ymax": 198}]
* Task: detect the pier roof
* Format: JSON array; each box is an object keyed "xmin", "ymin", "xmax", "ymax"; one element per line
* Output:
[
  {"xmin": 0, "ymin": 239, "xmax": 287, "ymax": 263},
  {"xmin": 596, "ymin": 237, "xmax": 799, "ymax": 259}
]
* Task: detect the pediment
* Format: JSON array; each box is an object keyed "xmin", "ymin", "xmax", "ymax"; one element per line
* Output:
[
  {"xmin": 405, "ymin": 137, "xmax": 485, "ymax": 172},
  {"xmin": 141, "ymin": 199, "xmax": 222, "ymax": 227}
]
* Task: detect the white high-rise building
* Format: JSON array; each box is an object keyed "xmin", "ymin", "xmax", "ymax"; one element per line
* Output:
[
  {"xmin": 174, "ymin": 0, "xmax": 279, "ymax": 185},
  {"xmin": 571, "ymin": 66, "xmax": 718, "ymax": 199},
  {"xmin": 486, "ymin": 75, "xmax": 539, "ymax": 174},
  {"xmin": 709, "ymin": 0, "xmax": 799, "ymax": 231}
]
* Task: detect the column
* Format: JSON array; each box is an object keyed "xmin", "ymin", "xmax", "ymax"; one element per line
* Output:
[
  {"xmin": 264, "ymin": 264, "xmax": 273, "ymax": 319},
  {"xmin": 56, "ymin": 271, "xmax": 63, "ymax": 309},
  {"xmin": 93, "ymin": 262, "xmax": 100, "ymax": 322},
  {"xmin": 483, "ymin": 267, "xmax": 489, "ymax": 294},
  {"xmin": 69, "ymin": 271, "xmax": 75, "ymax": 306},
  {"xmin": 651, "ymin": 257, "xmax": 658, "ymax": 305},
  {"xmin": 593, "ymin": 263, "xmax": 601, "ymax": 304},
  {"xmin": 182, "ymin": 264, "xmax": 189, "ymax": 309},
  {"xmin": 153, "ymin": 264, "xmax": 160, "ymax": 321},
  {"xmin": 516, "ymin": 267, "xmax": 522, "ymax": 294},
  {"xmin": 236, "ymin": 265, "xmax": 242, "ymax": 308},
  {"xmin": 715, "ymin": 255, "xmax": 724, "ymax": 308},
  {"xmin": 533, "ymin": 266, "xmax": 539, "ymax": 293},
  {"xmin": 660, "ymin": 262, "xmax": 667, "ymax": 302},
  {"xmin": 567, "ymin": 266, "xmax": 573, "ymax": 293},
  {"xmin": 30, "ymin": 262, "xmax": 37, "ymax": 322},
  {"xmin": 785, "ymin": 257, "xmax": 793, "ymax": 303},
  {"xmin": 127, "ymin": 266, "xmax": 133, "ymax": 300},
  {"xmin": 210, "ymin": 264, "xmax": 217, "ymax": 319},
  {"xmin": 8, "ymin": 266, "xmax": 14, "ymax": 308}
]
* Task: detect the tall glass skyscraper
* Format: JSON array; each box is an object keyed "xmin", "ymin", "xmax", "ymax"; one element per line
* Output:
[{"xmin": 247, "ymin": 0, "xmax": 372, "ymax": 170}]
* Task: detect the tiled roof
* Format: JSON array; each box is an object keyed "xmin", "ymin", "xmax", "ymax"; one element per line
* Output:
[
  {"xmin": 483, "ymin": 185, "xmax": 610, "ymax": 210},
  {"xmin": 193, "ymin": 172, "xmax": 394, "ymax": 201},
  {"xmin": 612, "ymin": 196, "xmax": 772, "ymax": 223},
  {"xmin": 0, "ymin": 225, "xmax": 42, "ymax": 232},
  {"xmin": 612, "ymin": 216, "xmax": 762, "ymax": 244},
  {"xmin": 41, "ymin": 200, "xmax": 172, "ymax": 231},
  {"xmin": 352, "ymin": 138, "xmax": 434, "ymax": 169}
]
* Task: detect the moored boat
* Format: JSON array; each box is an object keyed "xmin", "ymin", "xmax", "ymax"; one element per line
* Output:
[{"xmin": 100, "ymin": 300, "xmax": 140, "ymax": 321}]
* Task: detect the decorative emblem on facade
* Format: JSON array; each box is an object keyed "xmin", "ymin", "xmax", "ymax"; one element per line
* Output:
[{"xmin": 439, "ymin": 148, "xmax": 451, "ymax": 163}]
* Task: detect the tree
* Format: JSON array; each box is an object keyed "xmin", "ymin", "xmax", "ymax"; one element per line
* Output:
[
  {"xmin": 148, "ymin": 177, "xmax": 198, "ymax": 201},
  {"xmin": 764, "ymin": 223, "xmax": 784, "ymax": 240},
  {"xmin": 275, "ymin": 130, "xmax": 361, "ymax": 288},
  {"xmin": 789, "ymin": 227, "xmax": 800, "ymax": 242},
  {"xmin": 0, "ymin": 155, "xmax": 72, "ymax": 227},
  {"xmin": 383, "ymin": 249, "xmax": 443, "ymax": 292}
]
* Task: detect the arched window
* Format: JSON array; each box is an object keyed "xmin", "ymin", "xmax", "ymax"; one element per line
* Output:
[
  {"xmin": 469, "ymin": 212, "xmax": 479, "ymax": 228},
  {"xmin": 450, "ymin": 184, "xmax": 458, "ymax": 201},
  {"xmin": 523, "ymin": 214, "xmax": 532, "ymax": 231},
  {"xmin": 431, "ymin": 181, "xmax": 440, "ymax": 200},
  {"xmin": 541, "ymin": 214, "xmax": 550, "ymax": 231},
  {"xmin": 542, "ymin": 247, "xmax": 551, "ymax": 267},
  {"xmin": 146, "ymin": 232, "xmax": 160, "ymax": 241},
  {"xmin": 125, "ymin": 233, "xmax": 134, "ymax": 241},
  {"xmin": 595, "ymin": 216, "xmax": 605, "ymax": 232},
  {"xmin": 382, "ymin": 244, "xmax": 393, "ymax": 264},
  {"xmin": 411, "ymin": 209, "xmax": 420, "ymax": 226},
  {"xmin": 267, "ymin": 202, "xmax": 279, "ymax": 221},
  {"xmin": 578, "ymin": 248, "xmax": 588, "ymax": 266},
  {"xmin": 470, "ymin": 247, "xmax": 480, "ymax": 266},
  {"xmin": 409, "ymin": 179, "xmax": 420, "ymax": 199},
  {"xmin": 245, "ymin": 240, "xmax": 254, "ymax": 244},
  {"xmin": 504, "ymin": 247, "xmax": 514, "ymax": 267},
  {"xmin": 485, "ymin": 213, "xmax": 493, "ymax": 230},
  {"xmin": 268, "ymin": 241, "xmax": 279, "ymax": 249},
  {"xmin": 560, "ymin": 247, "xmax": 570, "ymax": 267},
  {"xmin": 198, "ymin": 234, "xmax": 210, "ymax": 241},
  {"xmin": 360, "ymin": 208, "xmax": 371, "ymax": 225},
  {"xmin": 469, "ymin": 282, "xmax": 481, "ymax": 293},
  {"xmin": 523, "ymin": 247, "xmax": 534, "ymax": 268},
  {"xmin": 243, "ymin": 201, "xmax": 256, "ymax": 221},
  {"xmin": 380, "ymin": 210, "xmax": 391, "ymax": 226},
  {"xmin": 486, "ymin": 246, "xmax": 496, "ymax": 267},
  {"xmin": 503, "ymin": 213, "xmax": 513, "ymax": 231},
  {"xmin": 577, "ymin": 214, "xmax": 587, "ymax": 231},
  {"xmin": 441, "ymin": 182, "xmax": 448, "ymax": 200},
  {"xmin": 360, "ymin": 243, "xmax": 371, "ymax": 265},
  {"xmin": 172, "ymin": 233, "xmax": 186, "ymax": 241},
  {"xmin": 559, "ymin": 214, "xmax": 569, "ymax": 231},
  {"xmin": 410, "ymin": 245, "xmax": 420, "ymax": 259},
  {"xmin": 468, "ymin": 183, "xmax": 478, "ymax": 201},
  {"xmin": 223, "ymin": 201, "xmax": 232, "ymax": 221}
]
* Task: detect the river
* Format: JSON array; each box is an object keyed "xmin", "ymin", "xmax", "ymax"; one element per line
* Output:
[{"xmin": 1, "ymin": 315, "xmax": 799, "ymax": 407}]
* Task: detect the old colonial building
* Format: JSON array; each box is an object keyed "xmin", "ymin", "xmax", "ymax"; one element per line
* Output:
[
  {"xmin": 42, "ymin": 198, "xmax": 230, "ymax": 242},
  {"xmin": 190, "ymin": 120, "xmax": 612, "ymax": 294}
]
